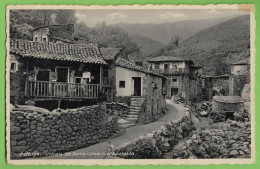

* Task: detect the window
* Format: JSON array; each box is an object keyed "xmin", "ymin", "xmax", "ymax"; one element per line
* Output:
[
  {"xmin": 164, "ymin": 64, "xmax": 169, "ymax": 70},
  {"xmin": 42, "ymin": 38, "xmax": 47, "ymax": 42},
  {"xmin": 119, "ymin": 81, "xmax": 125, "ymax": 88},
  {"xmin": 34, "ymin": 36, "xmax": 38, "ymax": 42},
  {"xmin": 172, "ymin": 78, "xmax": 177, "ymax": 83},
  {"xmin": 10, "ymin": 62, "xmax": 18, "ymax": 72}
]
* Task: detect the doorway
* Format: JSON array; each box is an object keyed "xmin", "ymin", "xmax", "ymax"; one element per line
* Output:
[
  {"xmin": 132, "ymin": 77, "xmax": 141, "ymax": 96},
  {"xmin": 56, "ymin": 67, "xmax": 69, "ymax": 82},
  {"xmin": 171, "ymin": 88, "xmax": 179, "ymax": 96},
  {"xmin": 36, "ymin": 70, "xmax": 49, "ymax": 81}
]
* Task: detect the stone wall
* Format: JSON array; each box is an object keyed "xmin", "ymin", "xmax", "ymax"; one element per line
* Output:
[
  {"xmin": 143, "ymin": 75, "xmax": 166, "ymax": 122},
  {"xmin": 114, "ymin": 96, "xmax": 132, "ymax": 106},
  {"xmin": 10, "ymin": 105, "xmax": 118, "ymax": 159},
  {"xmin": 106, "ymin": 102, "xmax": 129, "ymax": 118},
  {"xmin": 114, "ymin": 111, "xmax": 195, "ymax": 158},
  {"xmin": 10, "ymin": 54, "xmax": 27, "ymax": 105},
  {"xmin": 212, "ymin": 102, "xmax": 244, "ymax": 114}
]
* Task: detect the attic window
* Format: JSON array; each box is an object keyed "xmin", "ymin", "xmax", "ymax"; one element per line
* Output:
[
  {"xmin": 10, "ymin": 61, "xmax": 18, "ymax": 72},
  {"xmin": 172, "ymin": 78, "xmax": 177, "ymax": 83},
  {"xmin": 34, "ymin": 37, "xmax": 38, "ymax": 42},
  {"xmin": 42, "ymin": 37, "xmax": 47, "ymax": 42},
  {"xmin": 119, "ymin": 81, "xmax": 125, "ymax": 88}
]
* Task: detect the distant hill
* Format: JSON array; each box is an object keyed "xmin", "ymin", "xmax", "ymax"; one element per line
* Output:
[
  {"xmin": 152, "ymin": 14, "xmax": 250, "ymax": 75},
  {"xmin": 129, "ymin": 34, "xmax": 165, "ymax": 56},
  {"xmin": 115, "ymin": 16, "xmax": 236, "ymax": 45}
]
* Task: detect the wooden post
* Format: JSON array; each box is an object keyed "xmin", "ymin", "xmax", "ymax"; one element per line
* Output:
[
  {"xmin": 100, "ymin": 65, "xmax": 103, "ymax": 88},
  {"xmin": 58, "ymin": 99, "xmax": 61, "ymax": 108}
]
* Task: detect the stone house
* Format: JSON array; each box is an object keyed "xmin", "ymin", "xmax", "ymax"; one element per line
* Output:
[
  {"xmin": 99, "ymin": 49, "xmax": 168, "ymax": 123},
  {"xmin": 147, "ymin": 56, "xmax": 202, "ymax": 101},
  {"xmin": 32, "ymin": 24, "xmax": 86, "ymax": 44},
  {"xmin": 9, "ymin": 24, "xmax": 167, "ymax": 123},
  {"xmin": 9, "ymin": 38, "xmax": 108, "ymax": 109},
  {"xmin": 229, "ymin": 59, "xmax": 250, "ymax": 96},
  {"xmin": 202, "ymin": 75, "xmax": 229, "ymax": 101},
  {"xmin": 114, "ymin": 58, "xmax": 167, "ymax": 123}
]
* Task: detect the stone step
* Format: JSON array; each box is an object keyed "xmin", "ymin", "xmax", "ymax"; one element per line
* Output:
[
  {"xmin": 129, "ymin": 105, "xmax": 143, "ymax": 108},
  {"xmin": 126, "ymin": 115, "xmax": 139, "ymax": 118},
  {"xmin": 128, "ymin": 111, "xmax": 140, "ymax": 115},
  {"xmin": 126, "ymin": 117, "xmax": 138, "ymax": 122},
  {"xmin": 129, "ymin": 109, "xmax": 142, "ymax": 112}
]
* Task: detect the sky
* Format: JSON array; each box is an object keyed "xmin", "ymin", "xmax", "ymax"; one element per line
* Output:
[{"xmin": 74, "ymin": 9, "xmax": 249, "ymax": 27}]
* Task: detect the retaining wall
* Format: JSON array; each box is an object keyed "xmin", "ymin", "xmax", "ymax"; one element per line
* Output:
[{"xmin": 10, "ymin": 105, "xmax": 118, "ymax": 159}]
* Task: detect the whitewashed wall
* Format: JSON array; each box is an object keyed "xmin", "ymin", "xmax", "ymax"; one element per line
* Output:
[{"xmin": 115, "ymin": 66, "xmax": 146, "ymax": 96}]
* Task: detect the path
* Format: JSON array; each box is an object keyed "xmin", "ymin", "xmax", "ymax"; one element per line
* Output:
[{"xmin": 42, "ymin": 99, "xmax": 185, "ymax": 159}]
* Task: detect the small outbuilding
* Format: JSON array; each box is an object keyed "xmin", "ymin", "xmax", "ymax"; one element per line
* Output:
[{"xmin": 212, "ymin": 96, "xmax": 245, "ymax": 120}]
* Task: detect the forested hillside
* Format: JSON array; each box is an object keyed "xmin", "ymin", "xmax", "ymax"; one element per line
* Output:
[
  {"xmin": 9, "ymin": 10, "xmax": 140, "ymax": 57},
  {"xmin": 151, "ymin": 15, "xmax": 250, "ymax": 75}
]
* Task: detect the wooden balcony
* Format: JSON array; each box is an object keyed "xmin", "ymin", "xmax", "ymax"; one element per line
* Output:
[
  {"xmin": 151, "ymin": 68, "xmax": 186, "ymax": 75},
  {"xmin": 25, "ymin": 80, "xmax": 101, "ymax": 100}
]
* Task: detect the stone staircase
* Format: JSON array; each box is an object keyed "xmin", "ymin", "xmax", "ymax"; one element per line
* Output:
[{"xmin": 125, "ymin": 97, "xmax": 146, "ymax": 123}]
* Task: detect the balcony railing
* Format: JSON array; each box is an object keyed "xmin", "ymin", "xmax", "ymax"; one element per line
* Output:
[
  {"xmin": 25, "ymin": 80, "xmax": 101, "ymax": 99},
  {"xmin": 151, "ymin": 68, "xmax": 186, "ymax": 75}
]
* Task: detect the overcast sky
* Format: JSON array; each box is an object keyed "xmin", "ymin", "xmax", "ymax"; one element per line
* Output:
[{"xmin": 75, "ymin": 9, "xmax": 249, "ymax": 27}]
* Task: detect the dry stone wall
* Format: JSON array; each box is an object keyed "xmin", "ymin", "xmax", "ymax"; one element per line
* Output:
[
  {"xmin": 172, "ymin": 120, "xmax": 251, "ymax": 159},
  {"xmin": 10, "ymin": 105, "xmax": 118, "ymax": 159},
  {"xmin": 106, "ymin": 102, "xmax": 129, "ymax": 118}
]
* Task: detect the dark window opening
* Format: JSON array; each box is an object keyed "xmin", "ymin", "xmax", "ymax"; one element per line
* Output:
[
  {"xmin": 42, "ymin": 38, "xmax": 47, "ymax": 42},
  {"xmin": 225, "ymin": 111, "xmax": 235, "ymax": 120},
  {"xmin": 119, "ymin": 81, "xmax": 125, "ymax": 88},
  {"xmin": 164, "ymin": 64, "xmax": 169, "ymax": 70},
  {"xmin": 35, "ymin": 37, "xmax": 38, "ymax": 41},
  {"xmin": 37, "ymin": 70, "xmax": 49, "ymax": 81},
  {"xmin": 10, "ymin": 62, "xmax": 16, "ymax": 71},
  {"xmin": 56, "ymin": 68, "xmax": 68, "ymax": 83},
  {"xmin": 171, "ymin": 88, "xmax": 179, "ymax": 96},
  {"xmin": 172, "ymin": 78, "xmax": 177, "ymax": 82},
  {"xmin": 75, "ymin": 77, "xmax": 81, "ymax": 84}
]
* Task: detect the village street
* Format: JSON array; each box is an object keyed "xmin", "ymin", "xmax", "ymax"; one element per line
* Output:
[{"xmin": 41, "ymin": 99, "xmax": 185, "ymax": 159}]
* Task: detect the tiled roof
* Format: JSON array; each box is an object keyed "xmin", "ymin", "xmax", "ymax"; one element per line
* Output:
[
  {"xmin": 147, "ymin": 56, "xmax": 193, "ymax": 62},
  {"xmin": 213, "ymin": 96, "xmax": 244, "ymax": 103},
  {"xmin": 116, "ymin": 58, "xmax": 166, "ymax": 78},
  {"xmin": 100, "ymin": 48, "xmax": 122, "ymax": 60},
  {"xmin": 232, "ymin": 59, "xmax": 250, "ymax": 65},
  {"xmin": 10, "ymin": 39, "xmax": 107, "ymax": 64}
]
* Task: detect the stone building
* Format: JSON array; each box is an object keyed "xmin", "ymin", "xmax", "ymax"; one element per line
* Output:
[
  {"xmin": 212, "ymin": 95, "xmax": 245, "ymax": 120},
  {"xmin": 202, "ymin": 75, "xmax": 229, "ymax": 101},
  {"xmin": 229, "ymin": 59, "xmax": 250, "ymax": 96},
  {"xmin": 9, "ymin": 38, "xmax": 108, "ymax": 109},
  {"xmin": 32, "ymin": 24, "xmax": 86, "ymax": 44},
  {"xmin": 9, "ymin": 24, "xmax": 167, "ymax": 123},
  {"xmin": 114, "ymin": 58, "xmax": 167, "ymax": 123},
  {"xmin": 147, "ymin": 56, "xmax": 202, "ymax": 101}
]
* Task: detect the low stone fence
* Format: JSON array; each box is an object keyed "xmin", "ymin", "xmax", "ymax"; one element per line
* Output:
[
  {"xmin": 10, "ymin": 105, "xmax": 119, "ymax": 159},
  {"xmin": 106, "ymin": 102, "xmax": 129, "ymax": 118},
  {"xmin": 172, "ymin": 120, "xmax": 251, "ymax": 159},
  {"xmin": 114, "ymin": 112, "xmax": 195, "ymax": 159}
]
